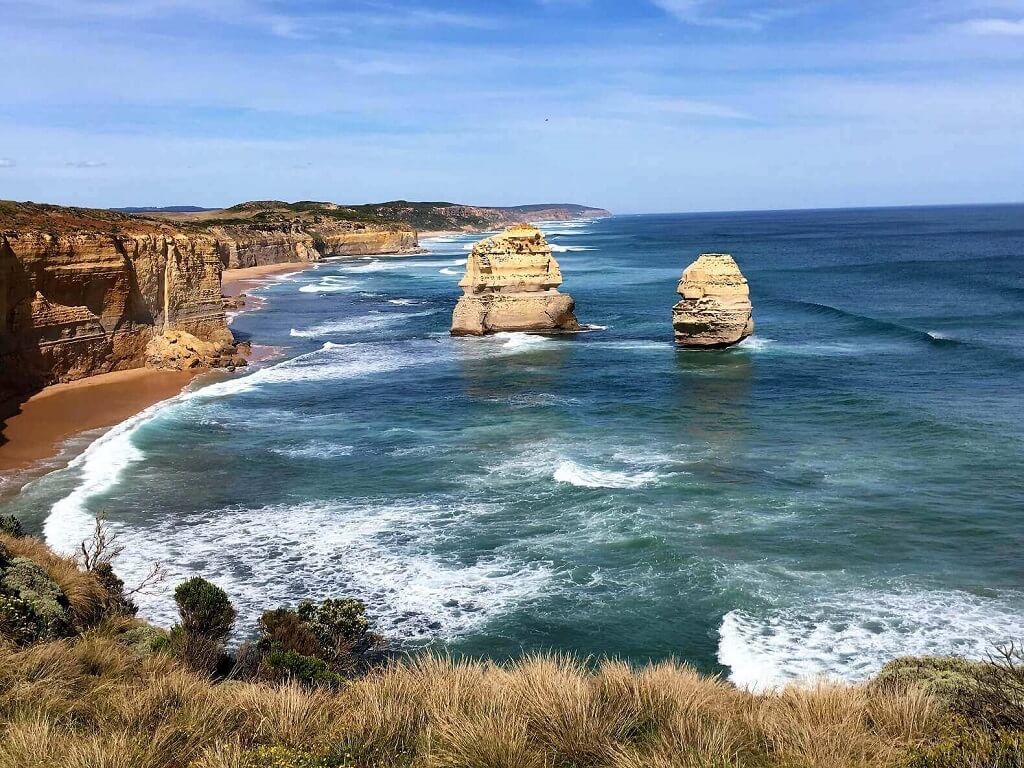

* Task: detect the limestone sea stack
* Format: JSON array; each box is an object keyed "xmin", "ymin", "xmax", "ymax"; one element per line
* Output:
[
  {"xmin": 672, "ymin": 253, "xmax": 754, "ymax": 347},
  {"xmin": 451, "ymin": 224, "xmax": 581, "ymax": 336}
]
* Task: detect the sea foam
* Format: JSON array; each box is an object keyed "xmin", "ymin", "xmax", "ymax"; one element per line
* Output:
[
  {"xmin": 718, "ymin": 589, "xmax": 1024, "ymax": 691},
  {"xmin": 553, "ymin": 459, "xmax": 659, "ymax": 489},
  {"xmin": 110, "ymin": 499, "xmax": 552, "ymax": 641}
]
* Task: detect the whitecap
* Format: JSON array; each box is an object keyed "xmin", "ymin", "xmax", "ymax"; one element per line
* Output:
[
  {"xmin": 270, "ymin": 442, "xmax": 354, "ymax": 460},
  {"xmin": 718, "ymin": 588, "xmax": 1024, "ymax": 692},
  {"xmin": 553, "ymin": 459, "xmax": 659, "ymax": 489},
  {"xmin": 491, "ymin": 332, "xmax": 552, "ymax": 352},
  {"xmin": 289, "ymin": 309, "xmax": 440, "ymax": 339}
]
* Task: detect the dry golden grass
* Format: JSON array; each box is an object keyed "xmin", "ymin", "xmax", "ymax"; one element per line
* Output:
[{"xmin": 0, "ymin": 626, "xmax": 956, "ymax": 768}]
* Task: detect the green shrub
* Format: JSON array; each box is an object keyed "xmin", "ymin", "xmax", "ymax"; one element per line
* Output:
[
  {"xmin": 295, "ymin": 598, "xmax": 377, "ymax": 659},
  {"xmin": 167, "ymin": 624, "xmax": 226, "ymax": 676},
  {"xmin": 174, "ymin": 577, "xmax": 236, "ymax": 641},
  {"xmin": 258, "ymin": 607, "xmax": 320, "ymax": 656},
  {"xmin": 873, "ymin": 656, "xmax": 983, "ymax": 712},
  {"xmin": 0, "ymin": 515, "xmax": 24, "ymax": 538},
  {"xmin": 905, "ymin": 728, "xmax": 1024, "ymax": 767},
  {"xmin": 0, "ymin": 556, "xmax": 73, "ymax": 642},
  {"xmin": 261, "ymin": 649, "xmax": 345, "ymax": 687}
]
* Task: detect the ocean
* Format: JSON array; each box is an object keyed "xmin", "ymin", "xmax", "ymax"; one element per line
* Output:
[{"xmin": 3, "ymin": 204, "xmax": 1023, "ymax": 690}]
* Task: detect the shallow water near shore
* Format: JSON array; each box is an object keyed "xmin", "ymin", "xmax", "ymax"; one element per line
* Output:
[{"xmin": 3, "ymin": 205, "xmax": 1023, "ymax": 689}]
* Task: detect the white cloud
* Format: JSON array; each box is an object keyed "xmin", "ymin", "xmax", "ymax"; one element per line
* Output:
[
  {"xmin": 960, "ymin": 17, "xmax": 1024, "ymax": 35},
  {"xmin": 66, "ymin": 160, "xmax": 107, "ymax": 168},
  {"xmin": 648, "ymin": 0, "xmax": 796, "ymax": 30},
  {"xmin": 0, "ymin": 158, "xmax": 15, "ymax": 168}
]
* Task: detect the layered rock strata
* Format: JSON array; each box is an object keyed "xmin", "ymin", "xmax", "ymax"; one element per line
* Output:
[
  {"xmin": 672, "ymin": 253, "xmax": 754, "ymax": 348},
  {"xmin": 451, "ymin": 224, "xmax": 580, "ymax": 336},
  {"xmin": 0, "ymin": 206, "xmax": 239, "ymax": 407}
]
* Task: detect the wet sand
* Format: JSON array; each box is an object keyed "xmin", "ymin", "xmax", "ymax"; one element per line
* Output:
[
  {"xmin": 0, "ymin": 368, "xmax": 198, "ymax": 472},
  {"xmin": 222, "ymin": 261, "xmax": 316, "ymax": 297}
]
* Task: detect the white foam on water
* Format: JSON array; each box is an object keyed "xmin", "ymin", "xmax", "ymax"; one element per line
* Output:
[
  {"xmin": 553, "ymin": 459, "xmax": 659, "ymax": 489},
  {"xmin": 736, "ymin": 336, "xmax": 774, "ymax": 351},
  {"xmin": 270, "ymin": 442, "xmax": 354, "ymax": 460},
  {"xmin": 549, "ymin": 243, "xmax": 596, "ymax": 252},
  {"xmin": 110, "ymin": 499, "xmax": 552, "ymax": 641},
  {"xmin": 439, "ymin": 266, "xmax": 460, "ymax": 275},
  {"xmin": 44, "ymin": 341, "xmax": 446, "ymax": 552},
  {"xmin": 388, "ymin": 298, "xmax": 420, "ymax": 305},
  {"xmin": 927, "ymin": 330, "xmax": 953, "ymax": 340},
  {"xmin": 298, "ymin": 275, "xmax": 361, "ymax": 293},
  {"xmin": 718, "ymin": 589, "xmax": 1024, "ymax": 692},
  {"xmin": 192, "ymin": 341, "xmax": 443, "ymax": 399},
  {"xmin": 289, "ymin": 309, "xmax": 439, "ymax": 338},
  {"xmin": 491, "ymin": 332, "xmax": 553, "ymax": 352},
  {"xmin": 43, "ymin": 399, "xmax": 182, "ymax": 554}
]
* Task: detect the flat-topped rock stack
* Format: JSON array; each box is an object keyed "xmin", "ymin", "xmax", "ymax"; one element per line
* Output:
[
  {"xmin": 672, "ymin": 253, "xmax": 754, "ymax": 347},
  {"xmin": 451, "ymin": 224, "xmax": 580, "ymax": 336}
]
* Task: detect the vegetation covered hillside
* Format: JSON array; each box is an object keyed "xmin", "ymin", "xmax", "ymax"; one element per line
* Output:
[{"xmin": 1, "ymin": 514, "xmax": 1021, "ymax": 768}]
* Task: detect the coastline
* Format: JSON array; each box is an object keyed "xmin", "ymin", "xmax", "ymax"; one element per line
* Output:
[
  {"xmin": 0, "ymin": 260, "xmax": 317, "ymax": 481},
  {"xmin": 0, "ymin": 368, "xmax": 198, "ymax": 473}
]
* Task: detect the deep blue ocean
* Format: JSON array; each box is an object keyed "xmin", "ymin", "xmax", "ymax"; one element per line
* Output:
[{"xmin": 4, "ymin": 205, "xmax": 1023, "ymax": 689}]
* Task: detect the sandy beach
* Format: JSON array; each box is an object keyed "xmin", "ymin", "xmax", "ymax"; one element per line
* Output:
[
  {"xmin": 0, "ymin": 368, "xmax": 198, "ymax": 472},
  {"xmin": 222, "ymin": 261, "xmax": 316, "ymax": 297}
]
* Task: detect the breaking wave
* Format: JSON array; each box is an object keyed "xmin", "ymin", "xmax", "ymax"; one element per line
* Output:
[
  {"xmin": 718, "ymin": 588, "xmax": 1024, "ymax": 691},
  {"xmin": 109, "ymin": 499, "xmax": 552, "ymax": 641},
  {"xmin": 553, "ymin": 459, "xmax": 659, "ymax": 489}
]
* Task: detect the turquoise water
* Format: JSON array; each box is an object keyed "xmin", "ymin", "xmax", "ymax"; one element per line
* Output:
[{"xmin": 4, "ymin": 205, "xmax": 1023, "ymax": 689}]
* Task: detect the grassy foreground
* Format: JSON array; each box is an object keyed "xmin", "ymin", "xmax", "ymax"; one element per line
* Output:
[{"xmin": 1, "ymin": 526, "xmax": 1022, "ymax": 768}]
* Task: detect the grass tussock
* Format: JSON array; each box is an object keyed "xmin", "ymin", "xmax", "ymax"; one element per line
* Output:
[{"xmin": 0, "ymin": 628, "xmax": 960, "ymax": 768}]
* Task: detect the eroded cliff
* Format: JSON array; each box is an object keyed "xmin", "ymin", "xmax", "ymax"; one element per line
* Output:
[
  {"xmin": 451, "ymin": 224, "xmax": 580, "ymax": 336},
  {"xmin": 0, "ymin": 203, "xmax": 238, "ymax": 412}
]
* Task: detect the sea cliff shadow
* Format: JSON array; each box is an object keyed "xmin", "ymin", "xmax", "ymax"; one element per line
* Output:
[
  {"xmin": 451, "ymin": 334, "xmax": 572, "ymax": 402},
  {"xmin": 671, "ymin": 348, "xmax": 754, "ymax": 475}
]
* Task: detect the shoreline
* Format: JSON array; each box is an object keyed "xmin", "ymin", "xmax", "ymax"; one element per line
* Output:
[{"xmin": 0, "ymin": 260, "xmax": 317, "ymax": 482}]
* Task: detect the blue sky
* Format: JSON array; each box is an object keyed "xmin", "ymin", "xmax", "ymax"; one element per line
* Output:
[{"xmin": 1, "ymin": 0, "xmax": 1022, "ymax": 212}]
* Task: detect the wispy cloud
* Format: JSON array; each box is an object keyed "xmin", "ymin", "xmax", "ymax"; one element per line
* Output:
[
  {"xmin": 648, "ymin": 0, "xmax": 801, "ymax": 30},
  {"xmin": 959, "ymin": 17, "xmax": 1024, "ymax": 35},
  {"xmin": 0, "ymin": 158, "xmax": 15, "ymax": 168},
  {"xmin": 66, "ymin": 160, "xmax": 107, "ymax": 168}
]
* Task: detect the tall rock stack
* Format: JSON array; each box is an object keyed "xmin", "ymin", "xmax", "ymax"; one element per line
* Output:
[
  {"xmin": 451, "ymin": 224, "xmax": 581, "ymax": 336},
  {"xmin": 672, "ymin": 253, "xmax": 754, "ymax": 347}
]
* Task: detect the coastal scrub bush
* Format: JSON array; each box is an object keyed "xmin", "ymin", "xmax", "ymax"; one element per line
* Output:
[
  {"xmin": 174, "ymin": 576, "xmax": 236, "ymax": 641},
  {"xmin": 0, "ymin": 513, "xmax": 24, "ymax": 538},
  {"xmin": 242, "ymin": 597, "xmax": 383, "ymax": 686}
]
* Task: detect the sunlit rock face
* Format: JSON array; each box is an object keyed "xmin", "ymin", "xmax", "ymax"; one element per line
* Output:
[
  {"xmin": 451, "ymin": 224, "xmax": 580, "ymax": 336},
  {"xmin": 672, "ymin": 253, "xmax": 754, "ymax": 348}
]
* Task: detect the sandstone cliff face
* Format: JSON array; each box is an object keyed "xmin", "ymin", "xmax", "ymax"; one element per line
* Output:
[
  {"xmin": 0, "ymin": 215, "xmax": 235, "ymax": 404},
  {"xmin": 672, "ymin": 253, "xmax": 754, "ymax": 348},
  {"xmin": 211, "ymin": 223, "xmax": 418, "ymax": 269},
  {"xmin": 451, "ymin": 224, "xmax": 581, "ymax": 336}
]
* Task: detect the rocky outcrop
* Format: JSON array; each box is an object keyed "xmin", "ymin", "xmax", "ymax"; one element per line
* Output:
[
  {"xmin": 672, "ymin": 253, "xmax": 754, "ymax": 348},
  {"xmin": 0, "ymin": 204, "xmax": 238, "ymax": 408},
  {"xmin": 451, "ymin": 224, "xmax": 581, "ymax": 336}
]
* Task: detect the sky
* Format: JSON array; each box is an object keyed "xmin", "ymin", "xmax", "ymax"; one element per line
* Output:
[{"xmin": 1, "ymin": 0, "xmax": 1023, "ymax": 213}]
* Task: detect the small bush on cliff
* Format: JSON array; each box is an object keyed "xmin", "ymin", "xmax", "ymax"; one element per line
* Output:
[
  {"xmin": 0, "ymin": 514, "xmax": 24, "ymax": 538},
  {"xmin": 242, "ymin": 597, "xmax": 382, "ymax": 686},
  {"xmin": 174, "ymin": 576, "xmax": 236, "ymax": 641}
]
